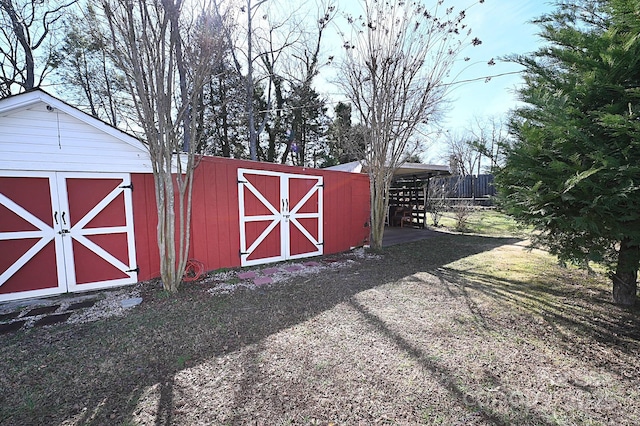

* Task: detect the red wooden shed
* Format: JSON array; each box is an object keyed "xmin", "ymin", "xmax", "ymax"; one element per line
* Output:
[
  {"xmin": 132, "ymin": 156, "xmax": 371, "ymax": 282},
  {"xmin": 0, "ymin": 90, "xmax": 370, "ymax": 302}
]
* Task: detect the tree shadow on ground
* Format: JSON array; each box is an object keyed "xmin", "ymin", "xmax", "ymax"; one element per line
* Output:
[
  {"xmin": 432, "ymin": 265, "xmax": 640, "ymax": 383},
  {"xmin": 3, "ymin": 233, "xmax": 628, "ymax": 425},
  {"xmin": 345, "ymin": 297, "xmax": 557, "ymax": 426}
]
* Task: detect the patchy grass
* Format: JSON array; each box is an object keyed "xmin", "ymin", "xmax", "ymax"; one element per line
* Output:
[{"xmin": 0, "ymin": 233, "xmax": 638, "ymax": 425}]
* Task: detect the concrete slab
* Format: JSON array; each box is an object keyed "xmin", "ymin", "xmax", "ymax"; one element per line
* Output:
[
  {"xmin": 121, "ymin": 297, "xmax": 143, "ymax": 308},
  {"xmin": 383, "ymin": 226, "xmax": 438, "ymax": 247}
]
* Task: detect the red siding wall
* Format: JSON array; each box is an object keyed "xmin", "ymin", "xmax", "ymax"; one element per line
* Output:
[
  {"xmin": 131, "ymin": 156, "xmax": 370, "ymax": 281},
  {"xmin": 131, "ymin": 173, "xmax": 160, "ymax": 281}
]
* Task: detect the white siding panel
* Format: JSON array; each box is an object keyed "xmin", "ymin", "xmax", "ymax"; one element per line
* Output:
[
  {"xmin": 1, "ymin": 143, "xmax": 147, "ymax": 157},
  {"xmin": 0, "ymin": 103, "xmax": 152, "ymax": 173}
]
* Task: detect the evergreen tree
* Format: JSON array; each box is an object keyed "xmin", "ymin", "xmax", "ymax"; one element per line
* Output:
[
  {"xmin": 323, "ymin": 102, "xmax": 351, "ymax": 166},
  {"xmin": 322, "ymin": 102, "xmax": 365, "ymax": 167},
  {"xmin": 496, "ymin": 0, "xmax": 640, "ymax": 305},
  {"xmin": 284, "ymin": 83, "xmax": 329, "ymax": 167},
  {"xmin": 198, "ymin": 59, "xmax": 247, "ymax": 158},
  {"xmin": 56, "ymin": 6, "xmax": 125, "ymax": 126}
]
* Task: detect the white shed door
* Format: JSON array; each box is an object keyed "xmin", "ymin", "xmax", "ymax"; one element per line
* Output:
[{"xmin": 238, "ymin": 168, "xmax": 323, "ymax": 267}]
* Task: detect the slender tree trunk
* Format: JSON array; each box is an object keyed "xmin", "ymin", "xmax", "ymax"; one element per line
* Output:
[
  {"xmin": 221, "ymin": 102, "xmax": 231, "ymax": 157},
  {"xmin": 2, "ymin": 0, "xmax": 35, "ymax": 90},
  {"xmin": 245, "ymin": 0, "xmax": 258, "ymax": 160},
  {"xmin": 102, "ymin": 51, "xmax": 117, "ymax": 126},
  {"xmin": 266, "ymin": 124, "xmax": 277, "ymax": 162},
  {"xmin": 369, "ymin": 171, "xmax": 388, "ymax": 251},
  {"xmin": 161, "ymin": 156, "xmax": 178, "ymax": 292},
  {"xmin": 219, "ymin": 76, "xmax": 231, "ymax": 157},
  {"xmin": 165, "ymin": 0, "xmax": 189, "ymax": 153},
  {"xmin": 612, "ymin": 238, "xmax": 639, "ymax": 305}
]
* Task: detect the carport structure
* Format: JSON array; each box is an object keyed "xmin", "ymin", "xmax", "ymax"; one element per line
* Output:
[{"xmin": 325, "ymin": 160, "xmax": 450, "ymax": 229}]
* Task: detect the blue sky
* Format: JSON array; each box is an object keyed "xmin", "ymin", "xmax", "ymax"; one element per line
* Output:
[
  {"xmin": 320, "ymin": 0, "xmax": 555, "ymax": 162},
  {"xmin": 425, "ymin": 0, "xmax": 555, "ymax": 161},
  {"xmin": 441, "ymin": 1, "xmax": 553, "ymax": 126}
]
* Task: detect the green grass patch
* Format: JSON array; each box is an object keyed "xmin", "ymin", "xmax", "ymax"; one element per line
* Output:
[{"xmin": 428, "ymin": 209, "xmax": 532, "ymax": 237}]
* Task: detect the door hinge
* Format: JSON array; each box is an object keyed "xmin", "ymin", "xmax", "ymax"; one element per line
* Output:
[
  {"xmin": 126, "ymin": 266, "xmax": 140, "ymax": 274},
  {"xmin": 238, "ymin": 179, "xmax": 248, "ymax": 184},
  {"xmin": 119, "ymin": 183, "xmax": 134, "ymax": 191}
]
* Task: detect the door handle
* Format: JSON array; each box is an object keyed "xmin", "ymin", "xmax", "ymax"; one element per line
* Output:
[
  {"xmin": 54, "ymin": 211, "xmax": 58, "ymax": 224},
  {"xmin": 61, "ymin": 212, "xmax": 67, "ymax": 225}
]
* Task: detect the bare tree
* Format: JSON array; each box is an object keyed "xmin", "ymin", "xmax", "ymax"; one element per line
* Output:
[
  {"xmin": 467, "ymin": 115, "xmax": 510, "ymax": 172},
  {"xmin": 215, "ymin": 0, "xmax": 275, "ymax": 161},
  {"xmin": 99, "ymin": 0, "xmax": 223, "ymax": 292},
  {"xmin": 0, "ymin": 0, "xmax": 76, "ymax": 96},
  {"xmin": 215, "ymin": 0, "xmax": 334, "ymax": 163},
  {"xmin": 337, "ymin": 0, "xmax": 484, "ymax": 250},
  {"xmin": 452, "ymin": 200, "xmax": 474, "ymax": 231},
  {"xmin": 445, "ymin": 130, "xmax": 481, "ymax": 177},
  {"xmin": 277, "ymin": 1, "xmax": 335, "ymax": 165},
  {"xmin": 446, "ymin": 115, "xmax": 510, "ymax": 175},
  {"xmin": 426, "ymin": 177, "xmax": 447, "ymax": 227}
]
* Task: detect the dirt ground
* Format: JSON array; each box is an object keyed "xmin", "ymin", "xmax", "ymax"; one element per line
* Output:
[{"xmin": 0, "ymin": 232, "xmax": 638, "ymax": 425}]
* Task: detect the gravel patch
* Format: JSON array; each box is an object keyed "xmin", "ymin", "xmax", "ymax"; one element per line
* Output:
[
  {"xmin": 204, "ymin": 247, "xmax": 381, "ymax": 295},
  {"xmin": 64, "ymin": 287, "xmax": 142, "ymax": 325}
]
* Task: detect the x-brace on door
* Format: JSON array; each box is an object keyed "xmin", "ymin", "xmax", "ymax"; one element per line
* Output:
[
  {"xmin": 0, "ymin": 171, "xmax": 138, "ymax": 302},
  {"xmin": 238, "ymin": 168, "xmax": 323, "ymax": 267}
]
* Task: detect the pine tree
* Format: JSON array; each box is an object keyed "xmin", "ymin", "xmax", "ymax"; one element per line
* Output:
[{"xmin": 496, "ymin": 0, "xmax": 640, "ymax": 305}]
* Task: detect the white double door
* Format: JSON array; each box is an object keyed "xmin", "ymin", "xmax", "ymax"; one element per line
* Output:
[{"xmin": 238, "ymin": 168, "xmax": 323, "ymax": 267}]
